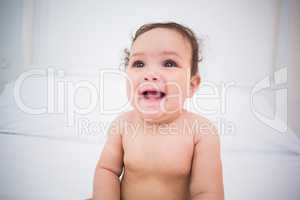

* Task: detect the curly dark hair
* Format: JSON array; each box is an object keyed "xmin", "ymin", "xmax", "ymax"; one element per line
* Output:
[{"xmin": 123, "ymin": 21, "xmax": 203, "ymax": 76}]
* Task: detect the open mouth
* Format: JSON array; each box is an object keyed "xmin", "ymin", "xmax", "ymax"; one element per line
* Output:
[
  {"xmin": 139, "ymin": 87, "xmax": 166, "ymax": 100},
  {"xmin": 141, "ymin": 90, "xmax": 166, "ymax": 99}
]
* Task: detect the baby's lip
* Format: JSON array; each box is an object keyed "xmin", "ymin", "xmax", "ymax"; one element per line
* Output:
[{"xmin": 138, "ymin": 85, "xmax": 166, "ymax": 96}]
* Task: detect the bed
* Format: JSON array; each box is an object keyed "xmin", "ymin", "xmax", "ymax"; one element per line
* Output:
[{"xmin": 0, "ymin": 72, "xmax": 299, "ymax": 200}]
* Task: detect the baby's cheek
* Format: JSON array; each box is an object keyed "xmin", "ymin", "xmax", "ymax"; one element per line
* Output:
[
  {"xmin": 126, "ymin": 80, "xmax": 137, "ymax": 103},
  {"xmin": 167, "ymin": 80, "xmax": 189, "ymax": 99},
  {"xmin": 126, "ymin": 80, "xmax": 131, "ymax": 97},
  {"xmin": 165, "ymin": 86, "xmax": 186, "ymax": 111}
]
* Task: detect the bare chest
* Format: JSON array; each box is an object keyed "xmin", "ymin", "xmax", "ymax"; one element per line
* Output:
[{"xmin": 122, "ymin": 132, "xmax": 195, "ymax": 177}]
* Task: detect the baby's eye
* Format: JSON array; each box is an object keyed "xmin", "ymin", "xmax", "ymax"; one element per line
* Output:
[
  {"xmin": 131, "ymin": 60, "xmax": 145, "ymax": 68},
  {"xmin": 163, "ymin": 59, "xmax": 178, "ymax": 68}
]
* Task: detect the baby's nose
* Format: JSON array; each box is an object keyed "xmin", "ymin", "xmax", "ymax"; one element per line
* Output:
[{"xmin": 144, "ymin": 73, "xmax": 160, "ymax": 81}]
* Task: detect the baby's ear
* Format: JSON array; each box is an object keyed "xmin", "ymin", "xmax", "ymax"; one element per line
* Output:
[{"xmin": 188, "ymin": 74, "xmax": 201, "ymax": 98}]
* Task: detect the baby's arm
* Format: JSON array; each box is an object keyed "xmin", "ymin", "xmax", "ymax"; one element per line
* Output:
[
  {"xmin": 92, "ymin": 119, "xmax": 123, "ymax": 200},
  {"xmin": 189, "ymin": 123, "xmax": 224, "ymax": 200}
]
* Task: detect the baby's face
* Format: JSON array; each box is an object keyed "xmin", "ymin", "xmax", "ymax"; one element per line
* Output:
[{"xmin": 126, "ymin": 28, "xmax": 198, "ymax": 122}]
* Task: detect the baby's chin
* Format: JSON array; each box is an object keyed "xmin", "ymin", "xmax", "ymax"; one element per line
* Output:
[
  {"xmin": 135, "ymin": 106, "xmax": 165, "ymax": 122},
  {"xmin": 133, "ymin": 104, "xmax": 182, "ymax": 124}
]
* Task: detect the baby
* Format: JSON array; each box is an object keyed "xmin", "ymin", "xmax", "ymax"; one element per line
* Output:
[{"xmin": 92, "ymin": 22, "xmax": 224, "ymax": 200}]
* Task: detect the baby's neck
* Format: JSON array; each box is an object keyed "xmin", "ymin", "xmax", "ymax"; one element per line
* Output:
[{"xmin": 136, "ymin": 109, "xmax": 187, "ymax": 127}]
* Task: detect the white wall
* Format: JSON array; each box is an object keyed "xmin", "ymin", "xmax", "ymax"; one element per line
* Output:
[
  {"xmin": 0, "ymin": 0, "xmax": 23, "ymax": 86},
  {"xmin": 0, "ymin": 0, "xmax": 283, "ymax": 89},
  {"xmin": 28, "ymin": 0, "xmax": 279, "ymax": 86}
]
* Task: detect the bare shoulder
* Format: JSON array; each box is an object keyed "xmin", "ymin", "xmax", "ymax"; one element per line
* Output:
[
  {"xmin": 183, "ymin": 111, "xmax": 212, "ymax": 123},
  {"xmin": 107, "ymin": 111, "xmax": 136, "ymax": 135},
  {"xmin": 111, "ymin": 110, "xmax": 134, "ymax": 122},
  {"xmin": 183, "ymin": 111, "xmax": 219, "ymax": 145}
]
